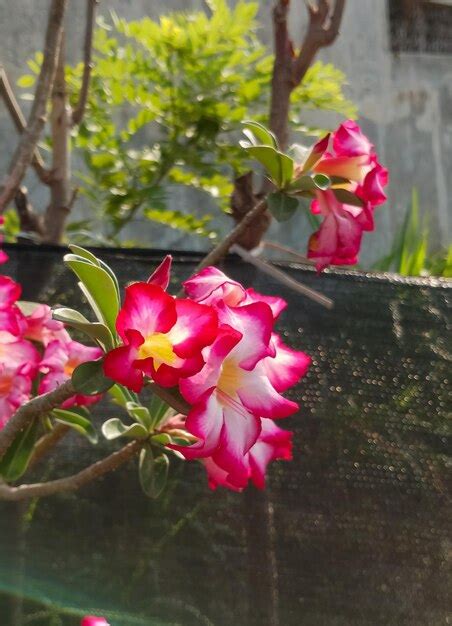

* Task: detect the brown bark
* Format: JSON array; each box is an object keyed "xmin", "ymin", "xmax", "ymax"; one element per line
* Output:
[
  {"xmin": 14, "ymin": 187, "xmax": 45, "ymax": 239},
  {"xmin": 71, "ymin": 0, "xmax": 99, "ymax": 126},
  {"xmin": 43, "ymin": 33, "xmax": 71, "ymax": 244},
  {"xmin": 0, "ymin": 0, "xmax": 67, "ymax": 213},
  {"xmin": 0, "ymin": 67, "xmax": 50, "ymax": 183}
]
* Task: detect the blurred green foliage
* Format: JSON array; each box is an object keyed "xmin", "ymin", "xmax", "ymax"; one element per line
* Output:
[
  {"xmin": 374, "ymin": 189, "xmax": 452, "ymax": 277},
  {"xmin": 19, "ymin": 0, "xmax": 355, "ymax": 244}
]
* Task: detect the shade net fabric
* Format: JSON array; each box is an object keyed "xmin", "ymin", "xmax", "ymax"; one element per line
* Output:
[{"xmin": 0, "ymin": 244, "xmax": 450, "ymax": 626}]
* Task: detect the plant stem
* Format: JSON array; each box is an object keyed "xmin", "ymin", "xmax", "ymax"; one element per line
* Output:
[{"xmin": 0, "ymin": 440, "xmax": 141, "ymax": 501}]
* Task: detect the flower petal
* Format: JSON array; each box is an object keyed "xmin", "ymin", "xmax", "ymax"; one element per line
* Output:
[
  {"xmin": 116, "ymin": 282, "xmax": 177, "ymax": 341},
  {"xmin": 168, "ymin": 299, "xmax": 218, "ymax": 358},
  {"xmin": 183, "ymin": 266, "xmax": 246, "ymax": 306},
  {"xmin": 104, "ymin": 342, "xmax": 143, "ymax": 392},
  {"xmin": 147, "ymin": 255, "xmax": 172, "ymax": 290},
  {"xmin": 237, "ymin": 364, "xmax": 299, "ymax": 418},
  {"xmin": 262, "ymin": 333, "xmax": 311, "ymax": 392}
]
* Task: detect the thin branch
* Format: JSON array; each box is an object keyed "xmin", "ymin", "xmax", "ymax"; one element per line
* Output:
[
  {"xmin": 292, "ymin": 0, "xmax": 346, "ymax": 85},
  {"xmin": 14, "ymin": 186, "xmax": 45, "ymax": 239},
  {"xmin": 231, "ymin": 244, "xmax": 334, "ymax": 309},
  {"xmin": 71, "ymin": 0, "xmax": 99, "ymax": 126},
  {"xmin": 0, "ymin": 379, "xmax": 75, "ymax": 462},
  {"xmin": 0, "ymin": 67, "xmax": 50, "ymax": 183},
  {"xmin": 263, "ymin": 240, "xmax": 315, "ymax": 265},
  {"xmin": 0, "ymin": 0, "xmax": 67, "ymax": 213},
  {"xmin": 194, "ymin": 198, "xmax": 267, "ymax": 272},
  {"xmin": 0, "ymin": 440, "xmax": 141, "ymax": 501}
]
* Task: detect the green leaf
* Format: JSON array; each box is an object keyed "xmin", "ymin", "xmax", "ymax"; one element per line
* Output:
[
  {"xmin": 244, "ymin": 145, "xmax": 293, "ymax": 188},
  {"xmin": 72, "ymin": 359, "xmax": 114, "ymax": 395},
  {"xmin": 68, "ymin": 245, "xmax": 121, "ymax": 305},
  {"xmin": 16, "ymin": 301, "xmax": 40, "ymax": 316},
  {"xmin": 52, "ymin": 307, "xmax": 115, "ymax": 351},
  {"xmin": 333, "ymin": 188, "xmax": 364, "ymax": 207},
  {"xmin": 52, "ymin": 408, "xmax": 98, "ymax": 444},
  {"xmin": 125, "ymin": 402, "xmax": 152, "ymax": 428},
  {"xmin": 0, "ymin": 420, "xmax": 39, "ymax": 482},
  {"xmin": 151, "ymin": 433, "xmax": 172, "ymax": 446},
  {"xmin": 64, "ymin": 255, "xmax": 120, "ymax": 334},
  {"xmin": 267, "ymin": 191, "xmax": 299, "ymax": 222},
  {"xmin": 108, "ymin": 384, "xmax": 137, "ymax": 408},
  {"xmin": 139, "ymin": 447, "xmax": 169, "ymax": 498},
  {"xmin": 242, "ymin": 120, "xmax": 277, "ymax": 148},
  {"xmin": 102, "ymin": 418, "xmax": 149, "ymax": 440},
  {"xmin": 312, "ymin": 173, "xmax": 331, "ymax": 191},
  {"xmin": 148, "ymin": 395, "xmax": 172, "ymax": 426},
  {"xmin": 17, "ymin": 74, "xmax": 35, "ymax": 88}
]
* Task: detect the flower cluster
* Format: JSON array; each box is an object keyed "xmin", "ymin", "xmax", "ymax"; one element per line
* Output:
[
  {"xmin": 105, "ymin": 259, "xmax": 310, "ymax": 490},
  {"xmin": 306, "ymin": 120, "xmax": 388, "ymax": 270},
  {"xmin": 0, "ymin": 257, "xmax": 102, "ymax": 429}
]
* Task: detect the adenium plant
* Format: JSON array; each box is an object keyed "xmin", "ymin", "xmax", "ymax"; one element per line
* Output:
[{"xmin": 0, "ymin": 120, "xmax": 387, "ymax": 501}]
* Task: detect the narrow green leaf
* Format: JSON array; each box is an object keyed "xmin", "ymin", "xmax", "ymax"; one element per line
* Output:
[
  {"xmin": 312, "ymin": 173, "xmax": 331, "ymax": 191},
  {"xmin": 244, "ymin": 145, "xmax": 282, "ymax": 185},
  {"xmin": 267, "ymin": 192, "xmax": 299, "ymax": 222},
  {"xmin": 0, "ymin": 420, "xmax": 39, "ymax": 482},
  {"xmin": 52, "ymin": 307, "xmax": 115, "ymax": 351},
  {"xmin": 333, "ymin": 188, "xmax": 364, "ymax": 207},
  {"xmin": 125, "ymin": 402, "xmax": 153, "ymax": 428},
  {"xmin": 72, "ymin": 359, "xmax": 114, "ymax": 395},
  {"xmin": 64, "ymin": 256, "xmax": 119, "ymax": 334},
  {"xmin": 102, "ymin": 418, "xmax": 149, "ymax": 440},
  {"xmin": 52, "ymin": 408, "xmax": 98, "ymax": 444}
]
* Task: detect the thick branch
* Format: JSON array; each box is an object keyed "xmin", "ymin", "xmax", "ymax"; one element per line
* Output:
[
  {"xmin": 269, "ymin": 0, "xmax": 293, "ymax": 149},
  {"xmin": 0, "ymin": 380, "xmax": 75, "ymax": 461},
  {"xmin": 292, "ymin": 0, "xmax": 346, "ymax": 85},
  {"xmin": 0, "ymin": 440, "xmax": 141, "ymax": 501},
  {"xmin": 71, "ymin": 0, "xmax": 98, "ymax": 126},
  {"xmin": 43, "ymin": 32, "xmax": 71, "ymax": 244},
  {"xmin": 0, "ymin": 0, "xmax": 67, "ymax": 213},
  {"xmin": 0, "ymin": 67, "xmax": 50, "ymax": 183}
]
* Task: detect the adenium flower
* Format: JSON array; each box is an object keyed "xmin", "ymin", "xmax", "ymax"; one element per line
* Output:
[
  {"xmin": 24, "ymin": 303, "xmax": 70, "ymax": 346},
  {"xmin": 103, "ymin": 282, "xmax": 218, "ymax": 392},
  {"xmin": 168, "ymin": 267, "xmax": 309, "ymax": 488},
  {"xmin": 306, "ymin": 120, "xmax": 388, "ymax": 270},
  {"xmin": 39, "ymin": 339, "xmax": 103, "ymax": 407},
  {"xmin": 204, "ymin": 418, "xmax": 293, "ymax": 491},
  {"xmin": 0, "ymin": 364, "xmax": 33, "ymax": 429},
  {"xmin": 0, "ymin": 275, "xmax": 26, "ymax": 338},
  {"xmin": 81, "ymin": 617, "xmax": 110, "ymax": 626}
]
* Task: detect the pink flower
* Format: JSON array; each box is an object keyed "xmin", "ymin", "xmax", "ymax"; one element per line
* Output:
[
  {"xmin": 306, "ymin": 120, "xmax": 388, "ymax": 270},
  {"xmin": 81, "ymin": 617, "xmax": 110, "ymax": 626},
  {"xmin": 39, "ymin": 339, "xmax": 103, "ymax": 407},
  {"xmin": 24, "ymin": 304, "xmax": 70, "ymax": 346},
  {"xmin": 172, "ymin": 303, "xmax": 300, "ymax": 488},
  {"xmin": 0, "ymin": 217, "xmax": 8, "ymax": 265},
  {"xmin": 307, "ymin": 190, "xmax": 364, "ymax": 270},
  {"xmin": 147, "ymin": 254, "xmax": 172, "ymax": 289},
  {"xmin": 0, "ymin": 364, "xmax": 33, "ymax": 429},
  {"xmin": 204, "ymin": 419, "xmax": 293, "ymax": 491},
  {"xmin": 0, "ymin": 338, "xmax": 40, "ymax": 377},
  {"xmin": 0, "ymin": 275, "xmax": 25, "ymax": 338},
  {"xmin": 104, "ymin": 282, "xmax": 218, "ymax": 392},
  {"xmin": 183, "ymin": 267, "xmax": 287, "ymax": 319}
]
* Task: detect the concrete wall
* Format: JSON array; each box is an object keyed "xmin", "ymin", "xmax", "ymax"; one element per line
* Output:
[{"xmin": 1, "ymin": 1, "xmax": 451, "ymax": 263}]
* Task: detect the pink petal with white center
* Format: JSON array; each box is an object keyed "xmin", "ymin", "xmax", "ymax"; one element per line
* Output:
[
  {"xmin": 212, "ymin": 403, "xmax": 261, "ymax": 488},
  {"xmin": 203, "ymin": 456, "xmax": 243, "ymax": 491},
  {"xmin": 24, "ymin": 304, "xmax": 70, "ymax": 346},
  {"xmin": 81, "ymin": 616, "xmax": 110, "ymax": 626},
  {"xmin": 300, "ymin": 133, "xmax": 331, "ymax": 173},
  {"xmin": 332, "ymin": 120, "xmax": 374, "ymax": 157},
  {"xmin": 237, "ymin": 364, "xmax": 299, "ymax": 418},
  {"xmin": 217, "ymin": 301, "xmax": 274, "ymax": 370},
  {"xmin": 244, "ymin": 288, "xmax": 287, "ymax": 319},
  {"xmin": 183, "ymin": 266, "xmax": 246, "ymax": 306},
  {"xmin": 180, "ymin": 325, "xmax": 242, "ymax": 404},
  {"xmin": 248, "ymin": 419, "xmax": 293, "ymax": 489},
  {"xmin": 104, "ymin": 332, "xmax": 143, "ymax": 392},
  {"xmin": 263, "ymin": 333, "xmax": 311, "ymax": 392},
  {"xmin": 116, "ymin": 282, "xmax": 177, "ymax": 342},
  {"xmin": 167, "ymin": 299, "xmax": 218, "ymax": 359},
  {"xmin": 171, "ymin": 389, "xmax": 224, "ymax": 459},
  {"xmin": 147, "ymin": 255, "xmax": 172, "ymax": 290},
  {"xmin": 0, "ymin": 275, "xmax": 21, "ymax": 309},
  {"xmin": 0, "ymin": 367, "xmax": 32, "ymax": 428},
  {"xmin": 0, "ymin": 307, "xmax": 25, "ymax": 337}
]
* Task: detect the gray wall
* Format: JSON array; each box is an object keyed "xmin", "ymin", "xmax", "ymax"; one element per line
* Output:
[{"xmin": 1, "ymin": 0, "xmax": 451, "ymax": 263}]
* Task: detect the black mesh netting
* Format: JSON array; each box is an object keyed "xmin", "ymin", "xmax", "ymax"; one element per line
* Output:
[{"xmin": 0, "ymin": 244, "xmax": 450, "ymax": 626}]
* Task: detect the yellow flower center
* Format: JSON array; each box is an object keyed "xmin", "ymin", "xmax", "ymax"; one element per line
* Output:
[
  {"xmin": 217, "ymin": 358, "xmax": 241, "ymax": 397},
  {"xmin": 64, "ymin": 359, "xmax": 78, "ymax": 377},
  {"xmin": 137, "ymin": 333, "xmax": 177, "ymax": 370}
]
